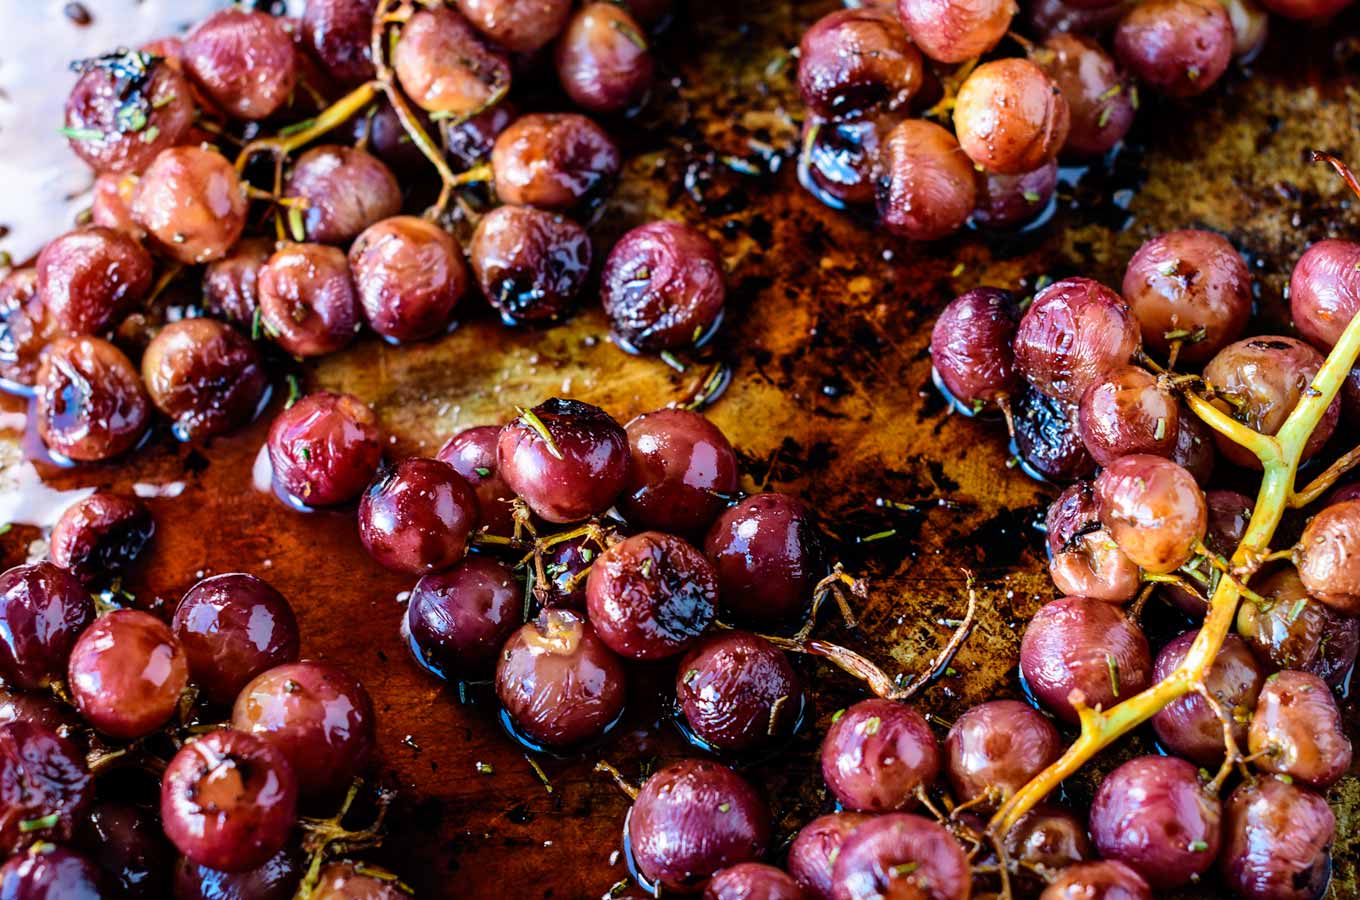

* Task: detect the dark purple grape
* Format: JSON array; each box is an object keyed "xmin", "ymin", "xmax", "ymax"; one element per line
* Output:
[
  {"xmin": 820, "ymin": 698, "xmax": 939, "ymax": 813},
  {"xmin": 1020, "ymin": 595, "xmax": 1151, "ymax": 723},
  {"xmin": 896, "ymin": 0, "xmax": 1014, "ymax": 63},
  {"xmin": 1045, "ymin": 481, "xmax": 1140, "ymax": 603},
  {"xmin": 63, "ymin": 49, "xmax": 196, "ymax": 176},
  {"xmin": 0, "ymin": 845, "xmax": 104, "ymax": 899},
  {"xmin": 1004, "ymin": 805, "xmax": 1092, "ymax": 879},
  {"xmin": 585, "ymin": 531, "xmax": 716, "ymax": 660},
  {"xmin": 468, "ymin": 205, "xmax": 590, "ymax": 326},
  {"xmin": 1089, "ymin": 755, "xmax": 1222, "ymax": 888},
  {"xmin": 943, "ymin": 700, "xmax": 1061, "ymax": 809},
  {"xmin": 341, "ymin": 98, "xmax": 434, "ymax": 172},
  {"xmin": 954, "ymin": 58, "xmax": 1070, "ymax": 175},
  {"xmin": 787, "ymin": 812, "xmax": 873, "ymax": 900},
  {"xmin": 1077, "ymin": 364, "xmax": 1179, "ymax": 466},
  {"xmin": 496, "ymin": 398, "xmax": 629, "ymax": 523},
  {"xmin": 676, "ymin": 630, "xmax": 803, "ymax": 752},
  {"xmin": 358, "ymin": 458, "xmax": 479, "ymax": 575},
  {"xmin": 258, "ymin": 243, "xmax": 362, "ymax": 357},
  {"xmin": 132, "ymin": 146, "xmax": 248, "ymax": 265},
  {"xmin": 555, "ymin": 3, "xmax": 654, "ymax": 114},
  {"xmin": 204, "ymin": 238, "xmax": 272, "ymax": 327},
  {"xmin": 628, "ymin": 759, "xmax": 770, "ymax": 893},
  {"xmin": 600, "ymin": 221, "xmax": 725, "ymax": 352},
  {"xmin": 1014, "ymin": 277, "xmax": 1141, "ymax": 403},
  {"xmin": 284, "ymin": 146, "xmax": 402, "ymax": 246},
  {"xmin": 142, "ymin": 318, "xmax": 269, "ymax": 440},
  {"xmin": 704, "ymin": 493, "xmax": 822, "ymax": 629},
  {"xmin": 1031, "ymin": 34, "xmax": 1134, "ymax": 158},
  {"xmin": 302, "ymin": 0, "xmax": 379, "ymax": 86},
  {"xmin": 1305, "ymin": 606, "xmax": 1359, "ymax": 688},
  {"xmin": 311, "ymin": 861, "xmax": 413, "ymax": 899},
  {"xmin": 797, "ymin": 7, "xmax": 924, "ymax": 120},
  {"xmin": 1121, "ymin": 229, "xmax": 1252, "ymax": 364},
  {"xmin": 1248, "ymin": 670, "xmax": 1352, "ymax": 788},
  {"xmin": 36, "ymin": 226, "xmax": 152, "ymax": 336},
  {"xmin": 437, "ymin": 425, "xmax": 517, "ymax": 535},
  {"xmin": 349, "ymin": 216, "xmax": 469, "ymax": 342},
  {"xmin": 172, "ymin": 573, "xmax": 301, "ymax": 707},
  {"xmin": 173, "ymin": 844, "xmax": 303, "ymax": 900},
  {"xmin": 799, "ymin": 114, "xmax": 897, "ymax": 209},
  {"xmin": 50, "ymin": 492, "xmax": 154, "ymax": 585},
  {"xmin": 1040, "ymin": 861, "xmax": 1151, "ymax": 900},
  {"xmin": 75, "ymin": 802, "xmax": 175, "ymax": 900},
  {"xmin": 0, "ymin": 269, "xmax": 52, "ymax": 388},
  {"xmin": 971, "ymin": 162, "xmax": 1058, "ymax": 230},
  {"xmin": 184, "ymin": 8, "xmax": 298, "ymax": 119},
  {"xmin": 874, "ymin": 119, "xmax": 976, "ymax": 241},
  {"xmin": 0, "ymin": 562, "xmax": 94, "ymax": 690},
  {"xmin": 1095, "ymin": 454, "xmax": 1206, "ymax": 573},
  {"xmin": 1238, "ymin": 566, "xmax": 1336, "ymax": 671},
  {"xmin": 443, "ymin": 101, "xmax": 518, "ymax": 170},
  {"xmin": 829, "ymin": 813, "xmax": 970, "ymax": 900},
  {"xmin": 1220, "ymin": 776, "xmax": 1334, "ymax": 900},
  {"xmin": 705, "ymin": 863, "xmax": 806, "ymax": 900},
  {"xmin": 1011, "ymin": 387, "xmax": 1098, "ymax": 483},
  {"xmin": 0, "ymin": 689, "xmax": 73, "ymax": 734},
  {"xmin": 35, "ymin": 335, "xmax": 150, "ymax": 461},
  {"xmin": 1164, "ymin": 488, "xmax": 1249, "ymax": 617},
  {"xmin": 405, "ymin": 556, "xmax": 520, "ymax": 678},
  {"xmin": 495, "ymin": 608, "xmax": 626, "ymax": 747},
  {"xmin": 1170, "ymin": 407, "xmax": 1217, "ymax": 486},
  {"xmin": 1114, "ymin": 0, "xmax": 1234, "ymax": 97},
  {"xmin": 455, "ymin": 0, "xmax": 572, "ymax": 53},
  {"xmin": 68, "ymin": 609, "xmax": 189, "ymax": 740},
  {"xmin": 1295, "ymin": 499, "xmax": 1360, "ymax": 615},
  {"xmin": 619, "ymin": 408, "xmax": 738, "ymax": 537},
  {"xmin": 0, "ymin": 722, "xmax": 92, "ymax": 853},
  {"xmin": 161, "ymin": 729, "xmax": 298, "ymax": 872},
  {"xmin": 1151, "ymin": 631, "xmax": 1263, "ymax": 765},
  {"xmin": 538, "ymin": 534, "xmax": 599, "ymax": 609},
  {"xmin": 491, "ymin": 113, "xmax": 621, "ymax": 211},
  {"xmin": 267, "ymin": 391, "xmax": 384, "ymax": 508},
  {"xmin": 1289, "ymin": 239, "xmax": 1360, "ymax": 351}
]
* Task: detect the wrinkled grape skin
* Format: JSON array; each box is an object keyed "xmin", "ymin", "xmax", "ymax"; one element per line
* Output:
[
  {"xmin": 601, "ymin": 221, "xmax": 725, "ymax": 352},
  {"xmin": 1095, "ymin": 454, "xmax": 1206, "ymax": 573},
  {"xmin": 1078, "ymin": 365, "xmax": 1179, "ymax": 467},
  {"xmin": 259, "ymin": 243, "xmax": 362, "ymax": 357},
  {"xmin": 311, "ymin": 861, "xmax": 413, "ymax": 899},
  {"xmin": 184, "ymin": 8, "xmax": 297, "ymax": 120},
  {"xmin": 929, "ymin": 288, "xmax": 1021, "ymax": 410},
  {"xmin": 285, "ymin": 147, "xmax": 402, "ymax": 246},
  {"xmin": 36, "ymin": 335, "xmax": 150, "ymax": 462},
  {"xmin": 496, "ymin": 398, "xmax": 629, "ymax": 523},
  {"xmin": 788, "ymin": 813, "xmax": 873, "ymax": 900},
  {"xmin": 555, "ymin": 3, "xmax": 654, "ymax": 114},
  {"xmin": 1004, "ymin": 805, "xmax": 1092, "ymax": 878},
  {"xmin": 64, "ymin": 51, "xmax": 196, "ymax": 176},
  {"xmin": 944, "ymin": 700, "xmax": 1061, "ymax": 809},
  {"xmin": 619, "ymin": 408, "xmax": 738, "ymax": 537},
  {"xmin": 469, "ymin": 205, "xmax": 591, "ymax": 326},
  {"xmin": 491, "ymin": 113, "xmax": 621, "ymax": 211},
  {"xmin": 1220, "ymin": 776, "xmax": 1334, "ymax": 900},
  {"xmin": 1089, "ymin": 755, "xmax": 1222, "ymax": 889},
  {"xmin": 954, "ymin": 59, "xmax": 1069, "ymax": 175},
  {"xmin": 1121, "ymin": 229, "xmax": 1252, "ymax": 364},
  {"xmin": 705, "ymin": 863, "xmax": 807, "ymax": 900},
  {"xmin": 1114, "ymin": 0, "xmax": 1233, "ymax": 97},
  {"xmin": 0, "ymin": 269, "xmax": 51, "ymax": 388},
  {"xmin": 161, "ymin": 729, "xmax": 299, "ymax": 873},
  {"xmin": 1294, "ymin": 499, "xmax": 1360, "ymax": 614},
  {"xmin": 896, "ymin": 0, "xmax": 1014, "ymax": 63},
  {"xmin": 1248, "ymin": 670, "xmax": 1352, "ymax": 788},
  {"xmin": 874, "ymin": 119, "xmax": 976, "ymax": 241},
  {"xmin": 971, "ymin": 162, "xmax": 1058, "ymax": 230},
  {"xmin": 676, "ymin": 631, "xmax": 802, "ymax": 752},
  {"xmin": 1045, "ymin": 481, "xmax": 1140, "ymax": 603},
  {"xmin": 232, "ymin": 661, "xmax": 375, "ymax": 800},
  {"xmin": 1032, "ymin": 35, "xmax": 1134, "ymax": 158},
  {"xmin": 704, "ymin": 493, "xmax": 823, "ymax": 628},
  {"xmin": 799, "ymin": 115, "xmax": 896, "ymax": 209},
  {"xmin": 628, "ymin": 759, "xmax": 770, "ymax": 893},
  {"xmin": 204, "ymin": 238, "xmax": 272, "ymax": 326},
  {"xmin": 37, "ymin": 226, "xmax": 152, "ymax": 336},
  {"xmin": 0, "ymin": 562, "xmax": 95, "ymax": 690},
  {"xmin": 1040, "ymin": 861, "xmax": 1152, "ymax": 900},
  {"xmin": 0, "ymin": 845, "xmax": 104, "ymax": 899},
  {"xmin": 0, "ymin": 722, "xmax": 92, "ymax": 853},
  {"xmin": 455, "ymin": 0, "xmax": 573, "ymax": 53},
  {"xmin": 495, "ymin": 608, "xmax": 627, "ymax": 747},
  {"xmin": 1152, "ymin": 631, "xmax": 1263, "ymax": 765},
  {"xmin": 1012, "ymin": 387, "xmax": 1098, "ymax": 483},
  {"xmin": 350, "ymin": 216, "xmax": 469, "ymax": 342},
  {"xmin": 1290, "ymin": 240, "xmax": 1360, "ymax": 351},
  {"xmin": 142, "ymin": 319, "xmax": 269, "ymax": 441},
  {"xmin": 820, "ymin": 699, "xmax": 939, "ymax": 813},
  {"xmin": 67, "ymin": 609, "xmax": 189, "ymax": 740},
  {"xmin": 1237, "ymin": 566, "xmax": 1336, "ymax": 672},
  {"xmin": 406, "ymin": 556, "xmax": 520, "ymax": 678},
  {"xmin": 302, "ymin": 0, "xmax": 379, "ymax": 86},
  {"xmin": 50, "ymin": 492, "xmax": 154, "ymax": 585},
  {"xmin": 267, "ymin": 391, "xmax": 384, "ymax": 507},
  {"xmin": 1020, "ymin": 596, "xmax": 1151, "ymax": 723},
  {"xmin": 173, "ymin": 844, "xmax": 303, "ymax": 900},
  {"xmin": 586, "ymin": 531, "xmax": 717, "ymax": 660},
  {"xmin": 394, "ymin": 7, "xmax": 511, "ymax": 118},
  {"xmin": 796, "ymin": 8, "xmax": 923, "ymax": 120},
  {"xmin": 1203, "ymin": 337, "xmax": 1339, "ymax": 469},
  {"xmin": 437, "ymin": 426, "xmax": 516, "ymax": 535},
  {"xmin": 75, "ymin": 801, "xmax": 175, "ymax": 899},
  {"xmin": 358, "ymin": 458, "xmax": 479, "ymax": 575},
  {"xmin": 132, "ymin": 147, "xmax": 248, "ymax": 265},
  {"xmin": 172, "ymin": 573, "xmax": 301, "ymax": 707},
  {"xmin": 830, "ymin": 813, "xmax": 969, "ymax": 900},
  {"xmin": 1014, "ymin": 277, "xmax": 1141, "ymax": 403}
]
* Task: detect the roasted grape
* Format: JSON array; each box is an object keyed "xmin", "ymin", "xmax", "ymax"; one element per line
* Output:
[
  {"xmin": 0, "ymin": 844, "xmax": 105, "ymax": 898},
  {"xmin": 830, "ymin": 813, "xmax": 969, "ymax": 900},
  {"xmin": 358, "ymin": 457, "xmax": 479, "ymax": 574},
  {"xmin": 1113, "ymin": 0, "xmax": 1234, "ymax": 97},
  {"xmin": 954, "ymin": 58, "xmax": 1070, "ymax": 175},
  {"xmin": 675, "ymin": 630, "xmax": 803, "ymax": 752},
  {"xmin": 1020, "ymin": 595, "xmax": 1151, "ymax": 722},
  {"xmin": 1014, "ymin": 277, "xmax": 1141, "ymax": 403},
  {"xmin": 132, "ymin": 146, "xmax": 248, "ymax": 264},
  {"xmin": 0, "ymin": 722, "xmax": 92, "ymax": 853},
  {"xmin": 497, "ymin": 398, "xmax": 629, "ymax": 522},
  {"xmin": 183, "ymin": 8, "xmax": 298, "ymax": 120},
  {"xmin": 1294, "ymin": 499, "xmax": 1360, "ymax": 614},
  {"xmin": 35, "ymin": 335, "xmax": 150, "ymax": 462},
  {"xmin": 1219, "ymin": 776, "xmax": 1335, "ymax": 900},
  {"xmin": 0, "ymin": 562, "xmax": 95, "ymax": 690},
  {"xmin": 259, "ymin": 242, "xmax": 363, "ymax": 356},
  {"xmin": 619, "ymin": 408, "xmax": 738, "ymax": 537},
  {"xmin": 704, "ymin": 493, "xmax": 823, "ymax": 628},
  {"xmin": 406, "ymin": 556, "xmax": 520, "ymax": 678},
  {"xmin": 797, "ymin": 8, "xmax": 923, "ymax": 120},
  {"xmin": 874, "ymin": 119, "xmax": 977, "ymax": 241},
  {"xmin": 788, "ymin": 812, "xmax": 873, "ymax": 900},
  {"xmin": 204, "ymin": 238, "xmax": 272, "ymax": 326},
  {"xmin": 302, "ymin": 0, "xmax": 379, "ymax": 86},
  {"xmin": 142, "ymin": 318, "xmax": 269, "ymax": 440},
  {"xmin": 492, "ymin": 113, "xmax": 620, "ymax": 211},
  {"xmin": 1150, "ymin": 631, "xmax": 1263, "ymax": 765},
  {"xmin": 267, "ymin": 391, "xmax": 384, "ymax": 507},
  {"xmin": 971, "ymin": 162, "xmax": 1059, "ymax": 230},
  {"xmin": 944, "ymin": 700, "xmax": 1061, "ymax": 809},
  {"xmin": 586, "ymin": 531, "xmax": 717, "ymax": 659},
  {"xmin": 455, "ymin": 0, "xmax": 573, "ymax": 53},
  {"xmin": 437, "ymin": 425, "xmax": 517, "ymax": 535},
  {"xmin": 285, "ymin": 146, "xmax": 402, "ymax": 246},
  {"xmin": 394, "ymin": 6, "xmax": 511, "ymax": 118},
  {"xmin": 1289, "ymin": 239, "xmax": 1360, "ymax": 351},
  {"xmin": 36, "ymin": 226, "xmax": 152, "ymax": 336},
  {"xmin": 1247, "ymin": 669, "xmax": 1352, "ymax": 788},
  {"xmin": 1077, "ymin": 364, "xmax": 1179, "ymax": 466},
  {"xmin": 1040, "ymin": 861, "xmax": 1151, "ymax": 900},
  {"xmin": 600, "ymin": 221, "xmax": 725, "ymax": 352},
  {"xmin": 897, "ymin": 0, "xmax": 1015, "ymax": 63},
  {"xmin": 50, "ymin": 492, "xmax": 154, "ymax": 585},
  {"xmin": 63, "ymin": 49, "xmax": 196, "ymax": 175},
  {"xmin": 1045, "ymin": 481, "xmax": 1140, "ymax": 603},
  {"xmin": 555, "ymin": 3, "xmax": 654, "ymax": 114},
  {"xmin": 469, "ymin": 205, "xmax": 590, "ymax": 326},
  {"xmin": 929, "ymin": 288, "xmax": 1021, "ymax": 412},
  {"xmin": 68, "ymin": 609, "xmax": 189, "ymax": 740},
  {"xmin": 1012, "ymin": 387, "xmax": 1098, "ymax": 482},
  {"xmin": 820, "ymin": 698, "xmax": 939, "ymax": 813},
  {"xmin": 1095, "ymin": 454, "xmax": 1206, "ymax": 573},
  {"xmin": 1032, "ymin": 34, "xmax": 1135, "ymax": 158}
]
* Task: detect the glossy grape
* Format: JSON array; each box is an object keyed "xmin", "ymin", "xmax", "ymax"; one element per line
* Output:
[
  {"xmin": 0, "ymin": 722, "xmax": 92, "ymax": 853},
  {"xmin": 797, "ymin": 7, "xmax": 923, "ymax": 120},
  {"xmin": 798, "ymin": 115, "xmax": 896, "ymax": 209},
  {"xmin": 1113, "ymin": 0, "xmax": 1234, "ymax": 97},
  {"xmin": 204, "ymin": 238, "xmax": 272, "ymax": 327},
  {"xmin": 1095, "ymin": 454, "xmax": 1206, "ymax": 573},
  {"xmin": 259, "ymin": 242, "xmax": 362, "ymax": 357},
  {"xmin": 173, "ymin": 844, "xmax": 302, "ymax": 900},
  {"xmin": 0, "ymin": 845, "xmax": 104, "ymax": 899},
  {"xmin": 143, "ymin": 318, "xmax": 269, "ymax": 440},
  {"xmin": 788, "ymin": 813, "xmax": 872, "ymax": 900},
  {"xmin": 1077, "ymin": 364, "xmax": 1179, "ymax": 466},
  {"xmin": 1151, "ymin": 631, "xmax": 1263, "ymax": 765},
  {"xmin": 0, "ymin": 269, "xmax": 52, "ymax": 388},
  {"xmin": 1045, "ymin": 481, "xmax": 1140, "ymax": 603},
  {"xmin": 1220, "ymin": 776, "xmax": 1335, "ymax": 900},
  {"xmin": 896, "ymin": 0, "xmax": 1014, "ymax": 63},
  {"xmin": 929, "ymin": 288, "xmax": 1021, "ymax": 412},
  {"xmin": 1032, "ymin": 34, "xmax": 1134, "ymax": 158},
  {"xmin": 406, "ymin": 556, "xmax": 520, "ymax": 678},
  {"xmin": 36, "ymin": 335, "xmax": 149, "ymax": 461},
  {"xmin": 75, "ymin": 802, "xmax": 175, "ymax": 900},
  {"xmin": 586, "ymin": 531, "xmax": 717, "ymax": 660},
  {"xmin": 704, "ymin": 493, "xmax": 823, "ymax": 628},
  {"xmin": 1014, "ymin": 277, "xmax": 1141, "ymax": 403},
  {"xmin": 302, "ymin": 0, "xmax": 379, "ymax": 86},
  {"xmin": 1289, "ymin": 239, "xmax": 1360, "ymax": 351},
  {"xmin": 50, "ymin": 492, "xmax": 154, "ymax": 585},
  {"xmin": 971, "ymin": 162, "xmax": 1059, "ymax": 230},
  {"xmin": 555, "ymin": 3, "xmax": 654, "ymax": 114},
  {"xmin": 267, "ymin": 391, "xmax": 384, "ymax": 507},
  {"xmin": 37, "ymin": 226, "xmax": 152, "ymax": 336},
  {"xmin": 395, "ymin": 6, "xmax": 510, "ymax": 119},
  {"xmin": 1294, "ymin": 499, "xmax": 1360, "ymax": 614},
  {"xmin": 1040, "ymin": 861, "xmax": 1151, "ymax": 900},
  {"xmin": 600, "ymin": 221, "xmax": 725, "ymax": 352},
  {"xmin": 1247, "ymin": 670, "xmax": 1352, "ymax": 788},
  {"xmin": 491, "ymin": 113, "xmax": 620, "ymax": 211},
  {"xmin": 454, "ymin": 0, "xmax": 573, "ymax": 53},
  {"xmin": 830, "ymin": 813, "xmax": 969, "ymax": 900},
  {"xmin": 820, "ymin": 698, "xmax": 939, "ymax": 812},
  {"xmin": 468, "ymin": 205, "xmax": 590, "ymax": 326},
  {"xmin": 358, "ymin": 458, "xmax": 479, "ymax": 575},
  {"xmin": 496, "ymin": 398, "xmax": 629, "ymax": 523},
  {"xmin": 311, "ymin": 862, "xmax": 413, "ymax": 899},
  {"xmin": 619, "ymin": 408, "xmax": 738, "ymax": 537},
  {"xmin": 944, "ymin": 700, "xmax": 1062, "ymax": 809},
  {"xmin": 132, "ymin": 147, "xmax": 248, "ymax": 265},
  {"xmin": 285, "ymin": 146, "xmax": 402, "ymax": 246},
  {"xmin": 705, "ymin": 863, "xmax": 806, "ymax": 900},
  {"xmin": 676, "ymin": 630, "xmax": 803, "ymax": 752},
  {"xmin": 68, "ymin": 609, "xmax": 189, "ymax": 740},
  {"xmin": 874, "ymin": 119, "xmax": 976, "ymax": 241},
  {"xmin": 1020, "ymin": 596, "xmax": 1151, "ymax": 722},
  {"xmin": 64, "ymin": 50, "xmax": 196, "ymax": 176},
  {"xmin": 0, "ymin": 562, "xmax": 95, "ymax": 690},
  {"xmin": 184, "ymin": 8, "xmax": 298, "ymax": 119},
  {"xmin": 437, "ymin": 425, "xmax": 517, "ymax": 535},
  {"xmin": 954, "ymin": 58, "xmax": 1070, "ymax": 175}
]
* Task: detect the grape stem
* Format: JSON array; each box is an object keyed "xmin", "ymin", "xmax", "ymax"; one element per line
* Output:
[
  {"xmin": 990, "ymin": 293, "xmax": 1360, "ymax": 836},
  {"xmin": 1289, "ymin": 441, "xmax": 1360, "ymax": 508}
]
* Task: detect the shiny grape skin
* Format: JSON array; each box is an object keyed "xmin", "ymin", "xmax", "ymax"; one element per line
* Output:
[
  {"xmin": 437, "ymin": 425, "xmax": 517, "ymax": 536},
  {"xmin": 1248, "ymin": 670, "xmax": 1352, "ymax": 789},
  {"xmin": 496, "ymin": 398, "xmax": 629, "ymax": 523},
  {"xmin": 586, "ymin": 531, "xmax": 717, "ymax": 660},
  {"xmin": 0, "ymin": 722, "xmax": 93, "ymax": 854},
  {"xmin": 1014, "ymin": 277, "xmax": 1141, "ymax": 403},
  {"xmin": 1095, "ymin": 454, "xmax": 1206, "ymax": 573},
  {"xmin": 675, "ymin": 630, "xmax": 803, "ymax": 752},
  {"xmin": 796, "ymin": 7, "xmax": 923, "ymax": 120},
  {"xmin": 1294, "ymin": 499, "xmax": 1360, "ymax": 615},
  {"xmin": 1163, "ymin": 488, "xmax": 1250, "ymax": 617},
  {"xmin": 0, "ymin": 268, "xmax": 51, "ymax": 389},
  {"xmin": 1219, "ymin": 775, "xmax": 1335, "ymax": 900},
  {"xmin": 405, "ymin": 556, "xmax": 521, "ymax": 678},
  {"xmin": 971, "ymin": 162, "xmax": 1059, "ymax": 230},
  {"xmin": 131, "ymin": 146, "xmax": 248, "ymax": 265},
  {"xmin": 829, "ymin": 812, "xmax": 970, "ymax": 900},
  {"xmin": 1031, "ymin": 34, "xmax": 1134, "ymax": 158},
  {"xmin": 704, "ymin": 863, "xmax": 806, "ymax": 900},
  {"xmin": 1113, "ymin": 0, "xmax": 1234, "ymax": 97},
  {"xmin": 495, "ymin": 608, "xmax": 627, "ymax": 748},
  {"xmin": 928, "ymin": 287, "xmax": 1022, "ymax": 410},
  {"xmin": 874, "ymin": 119, "xmax": 976, "ymax": 241},
  {"xmin": 787, "ymin": 812, "xmax": 873, "ymax": 900},
  {"xmin": 1150, "ymin": 631, "xmax": 1263, "ymax": 765},
  {"xmin": 172, "ymin": 573, "xmax": 301, "ymax": 707},
  {"xmin": 63, "ymin": 50, "xmax": 196, "ymax": 176},
  {"xmin": 454, "ymin": 0, "xmax": 573, "ymax": 53},
  {"xmin": 618, "ymin": 408, "xmax": 739, "ymax": 538},
  {"xmin": 203, "ymin": 238, "xmax": 272, "ymax": 327},
  {"xmin": 1171, "ymin": 408, "xmax": 1217, "ymax": 486},
  {"xmin": 284, "ymin": 146, "xmax": 402, "ymax": 246},
  {"xmin": 160, "ymin": 729, "xmax": 299, "ymax": 873},
  {"xmin": 74, "ymin": 801, "xmax": 175, "ymax": 900},
  {"xmin": 896, "ymin": 0, "xmax": 1014, "ymax": 63},
  {"xmin": 943, "ymin": 700, "xmax": 1062, "ymax": 810},
  {"xmin": 953, "ymin": 58, "xmax": 1070, "ymax": 175},
  {"xmin": 231, "ymin": 661, "xmax": 376, "ymax": 800},
  {"xmin": 301, "ymin": 0, "xmax": 379, "ymax": 86},
  {"xmin": 799, "ymin": 115, "xmax": 897, "ymax": 209},
  {"xmin": 142, "ymin": 318, "xmax": 269, "ymax": 441},
  {"xmin": 1289, "ymin": 239, "xmax": 1360, "ymax": 351},
  {"xmin": 183, "ymin": 8, "xmax": 298, "ymax": 120},
  {"xmin": 600, "ymin": 221, "xmax": 726, "ymax": 353},
  {"xmin": 704, "ymin": 492, "xmax": 824, "ymax": 629},
  {"xmin": 266, "ymin": 391, "xmax": 384, "ymax": 508},
  {"xmin": 1077, "ymin": 364, "xmax": 1179, "ymax": 467},
  {"xmin": 1012, "ymin": 387, "xmax": 1098, "ymax": 483},
  {"xmin": 258, "ymin": 242, "xmax": 362, "ymax": 357},
  {"xmin": 393, "ymin": 6, "xmax": 510, "ymax": 119},
  {"xmin": 537, "ymin": 534, "xmax": 602, "ymax": 609},
  {"xmin": 173, "ymin": 844, "xmax": 303, "ymax": 900},
  {"xmin": 67, "ymin": 610, "xmax": 189, "ymax": 741},
  {"xmin": 1004, "ymin": 805, "xmax": 1092, "ymax": 880},
  {"xmin": 0, "ymin": 688, "xmax": 75, "ymax": 734},
  {"xmin": 36, "ymin": 226, "xmax": 152, "ymax": 336},
  {"xmin": 491, "ymin": 113, "xmax": 621, "ymax": 212},
  {"xmin": 1044, "ymin": 481, "xmax": 1140, "ymax": 603},
  {"xmin": 1039, "ymin": 860, "xmax": 1152, "ymax": 900},
  {"xmin": 1088, "ymin": 755, "xmax": 1222, "ymax": 889},
  {"xmin": 820, "ymin": 698, "xmax": 939, "ymax": 813},
  {"xmin": 35, "ymin": 335, "xmax": 150, "ymax": 462},
  {"xmin": 555, "ymin": 3, "xmax": 655, "ymax": 114},
  {"xmin": 357, "ymin": 458, "xmax": 479, "ymax": 575},
  {"xmin": 0, "ymin": 845, "xmax": 105, "ymax": 899},
  {"xmin": 1020, "ymin": 596, "xmax": 1152, "ymax": 723},
  {"xmin": 628, "ymin": 759, "xmax": 770, "ymax": 893},
  {"xmin": 310, "ymin": 861, "xmax": 414, "ymax": 898},
  {"xmin": 50, "ymin": 492, "xmax": 154, "ymax": 585},
  {"xmin": 468, "ymin": 205, "xmax": 591, "ymax": 326},
  {"xmin": 0, "ymin": 562, "xmax": 95, "ymax": 691},
  {"xmin": 349, "ymin": 216, "xmax": 469, "ymax": 343}
]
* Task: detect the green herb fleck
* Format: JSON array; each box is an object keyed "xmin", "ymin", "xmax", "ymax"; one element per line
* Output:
[
  {"xmin": 475, "ymin": 761, "xmax": 494, "ymax": 774},
  {"xmin": 610, "ymin": 18, "xmax": 649, "ymax": 50},
  {"xmin": 287, "ymin": 205, "xmax": 307, "ymax": 243},
  {"xmin": 717, "ymin": 802, "xmax": 731, "ymax": 813},
  {"xmin": 0, "ymin": 523, "xmax": 11, "ymax": 536},
  {"xmin": 1188, "ymin": 840, "xmax": 1209, "ymax": 852},
  {"xmin": 1022, "ymin": 190, "xmax": 1042, "ymax": 203},
  {"xmin": 579, "ymin": 547, "xmax": 594, "ymax": 563},
  {"xmin": 251, "ymin": 307, "xmax": 263, "ymax": 341},
  {"xmin": 59, "ymin": 126, "xmax": 103, "ymax": 141},
  {"xmin": 683, "ymin": 668, "xmax": 699, "ymax": 684},
  {"xmin": 278, "ymin": 117, "xmax": 318, "ymax": 138},
  {"xmin": 515, "ymin": 407, "xmax": 564, "ymax": 460},
  {"xmin": 1288, "ymin": 598, "xmax": 1308, "ymax": 623},
  {"xmin": 1106, "ymin": 653, "xmax": 1120, "ymax": 698},
  {"xmin": 831, "ymin": 708, "xmax": 845, "ymax": 723},
  {"xmin": 299, "ymin": 447, "xmax": 311, "ymax": 462},
  {"xmin": 19, "ymin": 814, "xmax": 59, "ymax": 833},
  {"xmin": 285, "ymin": 374, "xmax": 302, "ymax": 408},
  {"xmin": 863, "ymin": 716, "xmax": 881, "ymax": 736},
  {"xmin": 474, "ymin": 467, "xmax": 491, "ymax": 477},
  {"xmin": 889, "ymin": 862, "xmax": 918, "ymax": 878},
  {"xmin": 152, "ymin": 93, "xmax": 177, "ymax": 109},
  {"xmin": 641, "ymin": 558, "xmax": 654, "ymax": 578},
  {"xmin": 860, "ymin": 529, "xmax": 896, "ymax": 543}
]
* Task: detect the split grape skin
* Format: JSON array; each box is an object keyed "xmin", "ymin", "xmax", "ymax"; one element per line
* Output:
[
  {"xmin": 1011, "ymin": 386, "xmax": 1098, "ymax": 482},
  {"xmin": 50, "ymin": 492, "xmax": 155, "ymax": 585},
  {"xmin": 36, "ymin": 335, "xmax": 150, "ymax": 462},
  {"xmin": 1014, "ymin": 277, "xmax": 1142, "ymax": 404},
  {"xmin": 0, "ymin": 721, "xmax": 93, "ymax": 853},
  {"xmin": 203, "ymin": 238, "xmax": 272, "ymax": 327},
  {"xmin": 266, "ymin": 391, "xmax": 384, "ymax": 508},
  {"xmin": 798, "ymin": 115, "xmax": 897, "ymax": 209}
]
